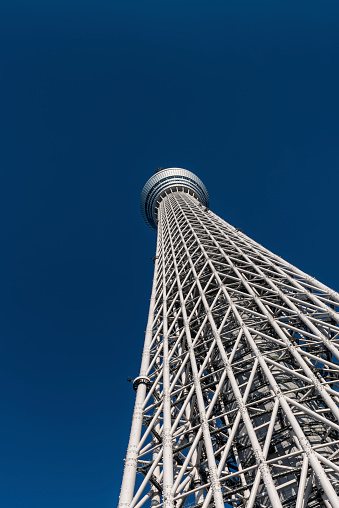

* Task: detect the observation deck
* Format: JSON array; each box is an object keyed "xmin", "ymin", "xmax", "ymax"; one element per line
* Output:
[{"xmin": 140, "ymin": 167, "xmax": 209, "ymax": 231}]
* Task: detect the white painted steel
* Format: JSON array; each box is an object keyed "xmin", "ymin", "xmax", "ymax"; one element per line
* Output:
[
  {"xmin": 119, "ymin": 169, "xmax": 339, "ymax": 508},
  {"xmin": 159, "ymin": 216, "xmax": 174, "ymax": 508}
]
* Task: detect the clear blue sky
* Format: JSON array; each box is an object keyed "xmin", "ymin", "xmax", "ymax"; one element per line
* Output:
[{"xmin": 0, "ymin": 1, "xmax": 339, "ymax": 507}]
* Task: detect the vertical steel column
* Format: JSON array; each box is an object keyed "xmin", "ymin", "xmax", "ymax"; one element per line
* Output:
[
  {"xmin": 159, "ymin": 203, "xmax": 174, "ymax": 508},
  {"xmin": 118, "ymin": 240, "xmax": 161, "ymax": 508}
]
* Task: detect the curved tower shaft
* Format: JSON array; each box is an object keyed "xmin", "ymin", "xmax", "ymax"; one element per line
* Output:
[{"xmin": 119, "ymin": 168, "xmax": 339, "ymax": 508}]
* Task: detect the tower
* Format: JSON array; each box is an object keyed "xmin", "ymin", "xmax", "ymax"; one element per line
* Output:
[{"xmin": 118, "ymin": 168, "xmax": 339, "ymax": 508}]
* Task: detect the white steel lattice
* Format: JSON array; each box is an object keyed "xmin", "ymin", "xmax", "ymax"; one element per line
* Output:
[{"xmin": 119, "ymin": 170, "xmax": 339, "ymax": 508}]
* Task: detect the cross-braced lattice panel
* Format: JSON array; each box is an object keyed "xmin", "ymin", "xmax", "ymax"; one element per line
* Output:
[{"xmin": 121, "ymin": 191, "xmax": 339, "ymax": 508}]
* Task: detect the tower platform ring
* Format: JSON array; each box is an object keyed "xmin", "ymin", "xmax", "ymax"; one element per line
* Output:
[{"xmin": 140, "ymin": 167, "xmax": 209, "ymax": 231}]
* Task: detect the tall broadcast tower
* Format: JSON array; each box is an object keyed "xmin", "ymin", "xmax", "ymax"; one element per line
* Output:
[{"xmin": 118, "ymin": 168, "xmax": 339, "ymax": 508}]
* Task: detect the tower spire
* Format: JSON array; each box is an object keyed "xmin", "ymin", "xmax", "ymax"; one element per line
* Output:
[{"xmin": 119, "ymin": 168, "xmax": 339, "ymax": 508}]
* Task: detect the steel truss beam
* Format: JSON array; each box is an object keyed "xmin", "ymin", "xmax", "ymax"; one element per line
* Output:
[{"xmin": 119, "ymin": 190, "xmax": 339, "ymax": 508}]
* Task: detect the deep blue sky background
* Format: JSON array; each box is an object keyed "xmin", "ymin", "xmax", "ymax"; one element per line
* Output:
[{"xmin": 0, "ymin": 1, "xmax": 339, "ymax": 507}]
